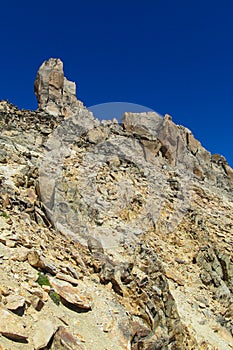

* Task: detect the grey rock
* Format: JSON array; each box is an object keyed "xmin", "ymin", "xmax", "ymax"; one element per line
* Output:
[
  {"xmin": 215, "ymin": 283, "xmax": 231, "ymax": 301},
  {"xmin": 0, "ymin": 149, "xmax": 7, "ymax": 163},
  {"xmin": 195, "ymin": 247, "xmax": 233, "ymax": 297},
  {"xmin": 87, "ymin": 236, "xmax": 104, "ymax": 255}
]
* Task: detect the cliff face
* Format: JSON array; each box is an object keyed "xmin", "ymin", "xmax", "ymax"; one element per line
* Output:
[{"xmin": 0, "ymin": 58, "xmax": 232, "ymax": 350}]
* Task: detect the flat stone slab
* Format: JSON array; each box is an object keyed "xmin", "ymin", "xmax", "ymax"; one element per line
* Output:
[{"xmin": 0, "ymin": 307, "xmax": 28, "ymax": 341}]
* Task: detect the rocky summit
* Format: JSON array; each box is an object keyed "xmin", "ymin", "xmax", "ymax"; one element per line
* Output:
[{"xmin": 0, "ymin": 58, "xmax": 232, "ymax": 350}]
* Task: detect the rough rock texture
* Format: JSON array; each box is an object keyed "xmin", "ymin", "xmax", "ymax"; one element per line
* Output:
[
  {"xmin": 32, "ymin": 319, "xmax": 56, "ymax": 350},
  {"xmin": 34, "ymin": 58, "xmax": 83, "ymax": 117},
  {"xmin": 0, "ymin": 307, "xmax": 29, "ymax": 342},
  {"xmin": 0, "ymin": 59, "xmax": 232, "ymax": 349}
]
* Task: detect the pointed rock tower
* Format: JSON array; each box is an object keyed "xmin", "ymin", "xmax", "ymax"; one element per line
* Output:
[{"xmin": 34, "ymin": 58, "xmax": 83, "ymax": 117}]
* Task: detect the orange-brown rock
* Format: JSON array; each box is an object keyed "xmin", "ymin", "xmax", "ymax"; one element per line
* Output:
[{"xmin": 49, "ymin": 278, "xmax": 93, "ymax": 310}]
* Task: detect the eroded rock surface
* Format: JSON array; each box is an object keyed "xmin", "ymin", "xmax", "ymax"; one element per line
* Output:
[
  {"xmin": 0, "ymin": 307, "xmax": 29, "ymax": 342},
  {"xmin": 0, "ymin": 59, "xmax": 232, "ymax": 349},
  {"xmin": 34, "ymin": 58, "xmax": 83, "ymax": 117}
]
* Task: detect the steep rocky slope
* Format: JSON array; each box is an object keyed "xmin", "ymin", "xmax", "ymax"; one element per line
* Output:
[{"xmin": 0, "ymin": 58, "xmax": 232, "ymax": 349}]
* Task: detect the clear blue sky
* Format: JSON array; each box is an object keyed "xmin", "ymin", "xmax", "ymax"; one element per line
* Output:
[{"xmin": 1, "ymin": 0, "xmax": 233, "ymax": 166}]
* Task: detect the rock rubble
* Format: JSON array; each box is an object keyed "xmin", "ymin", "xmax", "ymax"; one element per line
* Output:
[{"xmin": 0, "ymin": 59, "xmax": 232, "ymax": 349}]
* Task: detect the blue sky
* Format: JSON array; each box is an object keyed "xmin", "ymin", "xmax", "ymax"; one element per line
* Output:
[{"xmin": 1, "ymin": 0, "xmax": 233, "ymax": 166}]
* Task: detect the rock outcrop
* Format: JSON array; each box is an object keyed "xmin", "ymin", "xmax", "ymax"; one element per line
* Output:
[
  {"xmin": 0, "ymin": 59, "xmax": 232, "ymax": 349},
  {"xmin": 34, "ymin": 58, "xmax": 83, "ymax": 117}
]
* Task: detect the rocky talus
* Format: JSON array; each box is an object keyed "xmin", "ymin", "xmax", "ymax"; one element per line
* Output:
[{"xmin": 0, "ymin": 58, "xmax": 232, "ymax": 349}]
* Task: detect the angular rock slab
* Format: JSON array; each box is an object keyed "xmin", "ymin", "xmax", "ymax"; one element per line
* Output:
[
  {"xmin": 28, "ymin": 250, "xmax": 57, "ymax": 275},
  {"xmin": 33, "ymin": 319, "xmax": 57, "ymax": 350},
  {"xmin": 0, "ymin": 307, "xmax": 28, "ymax": 341},
  {"xmin": 49, "ymin": 278, "xmax": 93, "ymax": 310},
  {"xmin": 5, "ymin": 294, "xmax": 26, "ymax": 311}
]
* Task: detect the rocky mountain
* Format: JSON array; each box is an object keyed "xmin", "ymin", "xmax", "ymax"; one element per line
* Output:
[{"xmin": 0, "ymin": 58, "xmax": 232, "ymax": 349}]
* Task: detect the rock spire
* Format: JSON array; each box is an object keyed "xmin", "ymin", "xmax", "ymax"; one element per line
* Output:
[{"xmin": 34, "ymin": 58, "xmax": 83, "ymax": 117}]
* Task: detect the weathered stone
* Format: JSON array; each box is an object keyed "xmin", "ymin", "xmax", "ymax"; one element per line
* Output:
[
  {"xmin": 0, "ymin": 149, "xmax": 7, "ymax": 163},
  {"xmin": 211, "ymin": 153, "xmax": 222, "ymax": 163},
  {"xmin": 87, "ymin": 236, "xmax": 104, "ymax": 255},
  {"xmin": 0, "ymin": 59, "xmax": 232, "ymax": 350},
  {"xmin": 33, "ymin": 319, "xmax": 56, "ymax": 350},
  {"xmin": 34, "ymin": 58, "xmax": 83, "ymax": 117},
  {"xmin": 27, "ymin": 250, "xmax": 57, "ymax": 275},
  {"xmin": 87, "ymin": 128, "xmax": 107, "ymax": 144},
  {"xmin": 55, "ymin": 272, "xmax": 79, "ymax": 286},
  {"xmin": 0, "ymin": 286, "xmax": 10, "ymax": 297},
  {"xmin": 122, "ymin": 111, "xmax": 163, "ymax": 140},
  {"xmin": 186, "ymin": 132, "xmax": 201, "ymax": 155},
  {"xmin": 195, "ymin": 247, "xmax": 233, "ymax": 295},
  {"xmin": 140, "ymin": 139, "xmax": 161, "ymax": 161},
  {"xmin": 215, "ymin": 283, "xmax": 231, "ymax": 300},
  {"xmin": 11, "ymin": 246, "xmax": 29, "ymax": 262},
  {"xmin": 200, "ymin": 270, "xmax": 213, "ymax": 285},
  {"xmin": 158, "ymin": 115, "xmax": 186, "ymax": 165},
  {"xmin": 0, "ymin": 307, "xmax": 28, "ymax": 341},
  {"xmin": 49, "ymin": 278, "xmax": 93, "ymax": 310},
  {"xmin": 27, "ymin": 295, "xmax": 45, "ymax": 311},
  {"xmin": 51, "ymin": 326, "xmax": 85, "ymax": 350},
  {"xmin": 5, "ymin": 294, "xmax": 25, "ymax": 313},
  {"xmin": 165, "ymin": 269, "xmax": 185, "ymax": 286}
]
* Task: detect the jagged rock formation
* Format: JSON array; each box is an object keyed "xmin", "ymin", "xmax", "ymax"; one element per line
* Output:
[
  {"xmin": 0, "ymin": 59, "xmax": 232, "ymax": 349},
  {"xmin": 34, "ymin": 58, "xmax": 83, "ymax": 117}
]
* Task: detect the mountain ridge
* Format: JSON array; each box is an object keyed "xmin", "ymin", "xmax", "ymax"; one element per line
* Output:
[{"xmin": 0, "ymin": 58, "xmax": 232, "ymax": 349}]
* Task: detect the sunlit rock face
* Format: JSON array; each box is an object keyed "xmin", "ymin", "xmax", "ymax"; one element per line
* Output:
[
  {"xmin": 0, "ymin": 59, "xmax": 232, "ymax": 350},
  {"xmin": 34, "ymin": 58, "xmax": 83, "ymax": 117}
]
